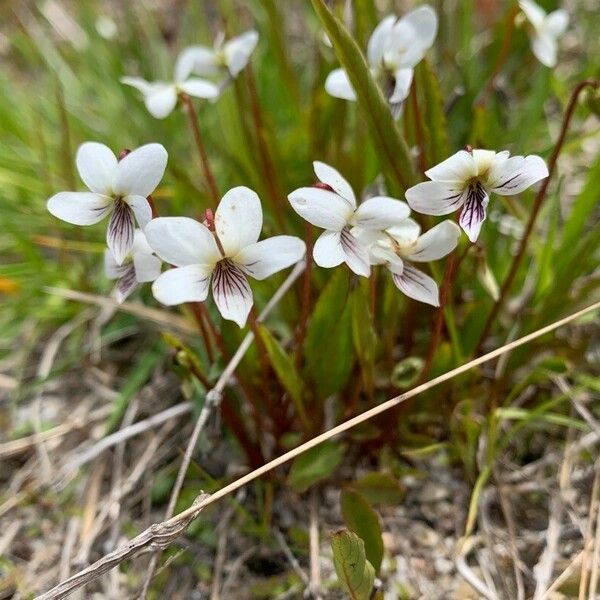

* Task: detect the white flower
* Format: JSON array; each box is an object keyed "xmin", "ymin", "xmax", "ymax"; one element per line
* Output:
[
  {"xmin": 47, "ymin": 142, "xmax": 168, "ymax": 265},
  {"xmin": 288, "ymin": 162, "xmax": 411, "ymax": 277},
  {"xmin": 121, "ymin": 48, "xmax": 220, "ymax": 119},
  {"xmin": 356, "ymin": 219, "xmax": 460, "ymax": 306},
  {"xmin": 179, "ymin": 30, "xmax": 259, "ymax": 81},
  {"xmin": 145, "ymin": 187, "xmax": 306, "ymax": 328},
  {"xmin": 518, "ymin": 0, "xmax": 568, "ymax": 68},
  {"xmin": 325, "ymin": 6, "xmax": 437, "ymax": 110},
  {"xmin": 405, "ymin": 149, "xmax": 548, "ymax": 242},
  {"xmin": 105, "ymin": 229, "xmax": 161, "ymax": 303}
]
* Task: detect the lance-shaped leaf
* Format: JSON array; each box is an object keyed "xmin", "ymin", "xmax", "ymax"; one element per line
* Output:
[
  {"xmin": 331, "ymin": 529, "xmax": 376, "ymax": 600},
  {"xmin": 311, "ymin": 0, "xmax": 415, "ymax": 194},
  {"xmin": 288, "ymin": 440, "xmax": 345, "ymax": 493}
]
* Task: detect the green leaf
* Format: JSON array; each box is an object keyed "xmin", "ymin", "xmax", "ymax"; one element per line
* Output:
[
  {"xmin": 331, "ymin": 529, "xmax": 376, "ymax": 600},
  {"xmin": 353, "ymin": 472, "xmax": 405, "ymax": 506},
  {"xmin": 305, "ymin": 269, "xmax": 354, "ymax": 398},
  {"xmin": 257, "ymin": 324, "xmax": 308, "ymax": 427},
  {"xmin": 310, "ymin": 0, "xmax": 415, "ymax": 194},
  {"xmin": 288, "ymin": 440, "xmax": 346, "ymax": 493},
  {"xmin": 351, "ymin": 283, "xmax": 377, "ymax": 387},
  {"xmin": 341, "ymin": 489, "xmax": 384, "ymax": 572}
]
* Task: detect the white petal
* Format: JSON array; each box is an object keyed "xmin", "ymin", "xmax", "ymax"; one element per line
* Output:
[
  {"xmin": 354, "ymin": 195, "xmax": 410, "ymax": 229},
  {"xmin": 405, "ymin": 181, "xmax": 466, "ymax": 216},
  {"xmin": 386, "ymin": 218, "xmax": 421, "ymax": 246},
  {"xmin": 125, "ymin": 195, "xmax": 152, "ymax": 229},
  {"xmin": 115, "ymin": 265, "xmax": 138, "ymax": 303},
  {"xmin": 288, "ymin": 187, "xmax": 353, "ymax": 230},
  {"xmin": 212, "ymin": 261, "xmax": 253, "ymax": 327},
  {"xmin": 312, "ymin": 230, "xmax": 345, "ymax": 268},
  {"xmin": 144, "ymin": 85, "xmax": 178, "ymax": 119},
  {"xmin": 324, "ymin": 68, "xmax": 357, "ymax": 101},
  {"xmin": 104, "ymin": 249, "xmax": 125, "ymax": 280},
  {"xmin": 367, "ymin": 15, "xmax": 396, "ymax": 67},
  {"xmin": 121, "ymin": 76, "xmax": 155, "ymax": 96},
  {"xmin": 389, "ymin": 68, "xmax": 413, "ymax": 103},
  {"xmin": 178, "ymin": 78, "xmax": 220, "ymax": 99},
  {"xmin": 356, "ymin": 229, "xmax": 404, "ymax": 273},
  {"xmin": 224, "ymin": 30, "xmax": 259, "ymax": 77},
  {"xmin": 107, "ymin": 201, "xmax": 135, "ymax": 265},
  {"xmin": 424, "ymin": 150, "xmax": 476, "ymax": 182},
  {"xmin": 531, "ymin": 33, "xmax": 557, "ymax": 67},
  {"xmin": 174, "ymin": 47, "xmax": 199, "ymax": 82},
  {"xmin": 47, "ymin": 192, "xmax": 112, "ymax": 225},
  {"xmin": 459, "ymin": 183, "xmax": 489, "ymax": 243},
  {"xmin": 235, "ymin": 235, "xmax": 306, "ymax": 280},
  {"xmin": 486, "ymin": 154, "xmax": 548, "ymax": 195},
  {"xmin": 152, "ymin": 265, "xmax": 212, "ymax": 305},
  {"xmin": 472, "ymin": 149, "xmax": 498, "ymax": 176},
  {"xmin": 392, "ymin": 264, "xmax": 439, "ymax": 306},
  {"xmin": 409, "ymin": 220, "xmax": 461, "ymax": 262},
  {"xmin": 545, "ymin": 9, "xmax": 569, "ymax": 37},
  {"xmin": 340, "ymin": 228, "xmax": 370, "ymax": 277},
  {"xmin": 401, "ymin": 5, "xmax": 438, "ymax": 54},
  {"xmin": 215, "ymin": 186, "xmax": 263, "ymax": 257},
  {"xmin": 76, "ymin": 142, "xmax": 117, "ymax": 194},
  {"xmin": 177, "ymin": 45, "xmax": 218, "ymax": 77},
  {"xmin": 144, "ymin": 217, "xmax": 220, "ymax": 267},
  {"xmin": 519, "ymin": 0, "xmax": 546, "ymax": 30},
  {"xmin": 313, "ymin": 161, "xmax": 356, "ymax": 206},
  {"xmin": 114, "ymin": 143, "xmax": 168, "ymax": 198},
  {"xmin": 133, "ymin": 251, "xmax": 162, "ymax": 283}
]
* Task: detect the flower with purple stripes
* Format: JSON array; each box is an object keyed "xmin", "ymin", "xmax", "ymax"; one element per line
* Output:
[
  {"xmin": 47, "ymin": 142, "xmax": 168, "ymax": 265},
  {"xmin": 145, "ymin": 187, "xmax": 306, "ymax": 328},
  {"xmin": 288, "ymin": 162, "xmax": 411, "ymax": 277},
  {"xmin": 405, "ymin": 148, "xmax": 548, "ymax": 242}
]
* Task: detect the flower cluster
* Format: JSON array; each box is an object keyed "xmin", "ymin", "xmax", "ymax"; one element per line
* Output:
[{"xmin": 325, "ymin": 5, "xmax": 438, "ymax": 116}]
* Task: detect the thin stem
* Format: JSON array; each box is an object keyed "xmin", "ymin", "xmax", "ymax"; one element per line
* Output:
[
  {"xmin": 475, "ymin": 79, "xmax": 599, "ymax": 354},
  {"xmin": 180, "ymin": 93, "xmax": 220, "ymax": 208},
  {"xmin": 295, "ymin": 223, "xmax": 313, "ymax": 366}
]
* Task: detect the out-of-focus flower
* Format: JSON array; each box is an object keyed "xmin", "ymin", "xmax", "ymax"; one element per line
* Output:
[
  {"xmin": 121, "ymin": 49, "xmax": 220, "ymax": 119},
  {"xmin": 356, "ymin": 219, "xmax": 460, "ymax": 306},
  {"xmin": 405, "ymin": 149, "xmax": 548, "ymax": 242},
  {"xmin": 179, "ymin": 30, "xmax": 259, "ymax": 81},
  {"xmin": 145, "ymin": 187, "xmax": 305, "ymax": 327},
  {"xmin": 325, "ymin": 6, "xmax": 437, "ymax": 114},
  {"xmin": 47, "ymin": 142, "xmax": 168, "ymax": 265},
  {"xmin": 288, "ymin": 162, "xmax": 410, "ymax": 277},
  {"xmin": 105, "ymin": 229, "xmax": 161, "ymax": 303},
  {"xmin": 518, "ymin": 0, "xmax": 568, "ymax": 68}
]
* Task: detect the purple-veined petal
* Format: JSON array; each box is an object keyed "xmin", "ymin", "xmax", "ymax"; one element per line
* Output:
[
  {"xmin": 405, "ymin": 181, "xmax": 467, "ymax": 216},
  {"xmin": 459, "ymin": 182, "xmax": 489, "ymax": 243},
  {"xmin": 545, "ymin": 9, "xmax": 569, "ymax": 37},
  {"xmin": 114, "ymin": 143, "xmax": 168, "ymax": 198},
  {"xmin": 224, "ymin": 30, "xmax": 259, "ymax": 77},
  {"xmin": 424, "ymin": 150, "xmax": 476, "ymax": 183},
  {"xmin": 211, "ymin": 260, "xmax": 253, "ymax": 327},
  {"xmin": 104, "ymin": 248, "xmax": 128, "ymax": 280},
  {"xmin": 152, "ymin": 264, "xmax": 213, "ymax": 305},
  {"xmin": 353, "ymin": 195, "xmax": 410, "ymax": 229},
  {"xmin": 392, "ymin": 263, "xmax": 439, "ymax": 306},
  {"xmin": 340, "ymin": 228, "xmax": 370, "ymax": 277},
  {"xmin": 145, "ymin": 217, "xmax": 220, "ymax": 267},
  {"xmin": 107, "ymin": 200, "xmax": 135, "ymax": 265},
  {"xmin": 125, "ymin": 195, "xmax": 152, "ymax": 229},
  {"xmin": 47, "ymin": 192, "xmax": 112, "ymax": 225},
  {"xmin": 288, "ymin": 187, "xmax": 354, "ymax": 230},
  {"xmin": 76, "ymin": 142, "xmax": 117, "ymax": 195},
  {"xmin": 409, "ymin": 220, "xmax": 461, "ymax": 262},
  {"xmin": 486, "ymin": 154, "xmax": 548, "ymax": 195},
  {"xmin": 215, "ymin": 186, "xmax": 263, "ymax": 257},
  {"xmin": 115, "ymin": 264, "xmax": 138, "ymax": 303},
  {"xmin": 324, "ymin": 68, "xmax": 357, "ymax": 101},
  {"xmin": 367, "ymin": 15, "xmax": 396, "ymax": 67},
  {"xmin": 312, "ymin": 230, "xmax": 345, "ymax": 268},
  {"xmin": 389, "ymin": 68, "xmax": 413, "ymax": 103},
  {"xmin": 313, "ymin": 161, "xmax": 356, "ymax": 206},
  {"xmin": 178, "ymin": 78, "xmax": 220, "ymax": 99},
  {"xmin": 235, "ymin": 235, "xmax": 306, "ymax": 280},
  {"xmin": 143, "ymin": 84, "xmax": 178, "ymax": 119}
]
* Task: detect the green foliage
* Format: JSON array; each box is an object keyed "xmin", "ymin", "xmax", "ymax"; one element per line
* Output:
[
  {"xmin": 352, "ymin": 472, "xmax": 405, "ymax": 506},
  {"xmin": 288, "ymin": 441, "xmax": 346, "ymax": 493},
  {"xmin": 331, "ymin": 529, "xmax": 376, "ymax": 600}
]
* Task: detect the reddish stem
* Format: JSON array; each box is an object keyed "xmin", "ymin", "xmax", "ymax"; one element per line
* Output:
[
  {"xmin": 474, "ymin": 79, "xmax": 599, "ymax": 354},
  {"xmin": 410, "ymin": 79, "xmax": 428, "ymax": 174}
]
